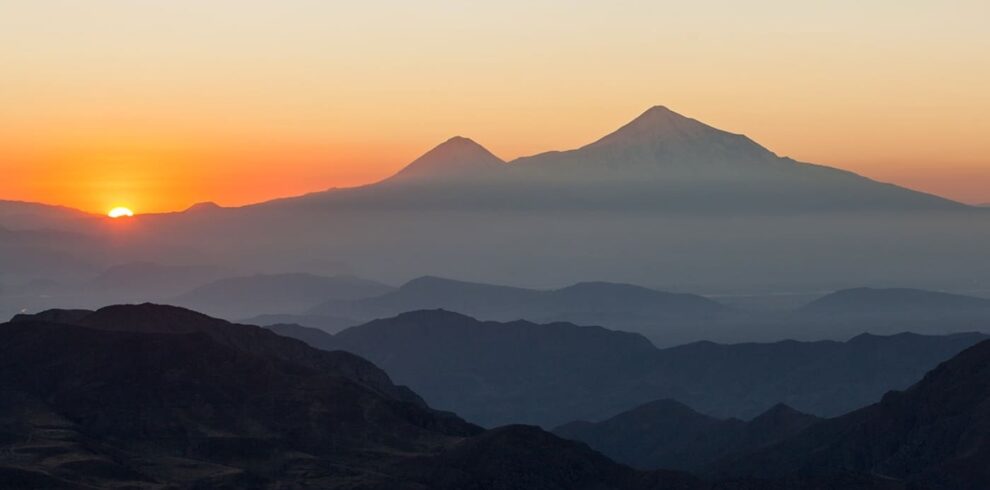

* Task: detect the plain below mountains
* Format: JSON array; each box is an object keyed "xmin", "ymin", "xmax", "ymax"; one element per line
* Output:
[
  {"xmin": 265, "ymin": 308, "xmax": 988, "ymax": 428},
  {"xmin": 169, "ymin": 272, "xmax": 393, "ymax": 319}
]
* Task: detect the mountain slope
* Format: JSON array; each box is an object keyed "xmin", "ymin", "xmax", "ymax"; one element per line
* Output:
[
  {"xmin": 507, "ymin": 106, "xmax": 962, "ymax": 211},
  {"xmin": 0, "ymin": 305, "xmax": 475, "ymax": 488},
  {"xmin": 554, "ymin": 400, "xmax": 820, "ymax": 472},
  {"xmin": 714, "ymin": 340, "xmax": 990, "ymax": 489}
]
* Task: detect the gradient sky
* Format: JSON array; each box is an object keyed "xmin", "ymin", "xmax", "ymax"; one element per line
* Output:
[{"xmin": 2, "ymin": 1, "xmax": 989, "ymax": 213}]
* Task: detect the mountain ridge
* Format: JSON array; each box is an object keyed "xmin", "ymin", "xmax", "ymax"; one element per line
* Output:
[
  {"xmin": 3, "ymin": 303, "xmax": 889, "ymax": 489},
  {"xmin": 268, "ymin": 308, "xmax": 989, "ymax": 427},
  {"xmin": 553, "ymin": 399, "xmax": 821, "ymax": 471}
]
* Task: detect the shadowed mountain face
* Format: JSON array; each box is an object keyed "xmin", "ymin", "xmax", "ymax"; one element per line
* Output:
[
  {"xmin": 554, "ymin": 400, "xmax": 821, "ymax": 472},
  {"xmin": 269, "ymin": 309, "xmax": 988, "ymax": 427},
  {"xmin": 714, "ymin": 340, "xmax": 990, "ymax": 490},
  {"xmin": 0, "ymin": 305, "xmax": 472, "ymax": 488},
  {"xmin": 1, "ymin": 304, "xmax": 730, "ymax": 490}
]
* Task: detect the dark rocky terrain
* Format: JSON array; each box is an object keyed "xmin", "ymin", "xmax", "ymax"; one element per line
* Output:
[
  {"xmin": 0, "ymin": 304, "xmax": 956, "ymax": 488},
  {"xmin": 714, "ymin": 339, "xmax": 990, "ymax": 489},
  {"xmin": 0, "ymin": 304, "xmax": 742, "ymax": 489}
]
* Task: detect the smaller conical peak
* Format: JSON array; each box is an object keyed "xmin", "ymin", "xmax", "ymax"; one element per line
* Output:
[
  {"xmin": 185, "ymin": 201, "xmax": 222, "ymax": 213},
  {"xmin": 425, "ymin": 136, "xmax": 496, "ymax": 159},
  {"xmin": 388, "ymin": 136, "xmax": 505, "ymax": 182}
]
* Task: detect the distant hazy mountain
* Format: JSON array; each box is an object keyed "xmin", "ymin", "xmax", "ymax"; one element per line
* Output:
[
  {"xmin": 714, "ymin": 339, "xmax": 990, "ymax": 489},
  {"xmin": 273, "ymin": 105, "xmax": 962, "ymax": 215},
  {"xmin": 507, "ymin": 106, "xmax": 961, "ymax": 212},
  {"xmin": 240, "ymin": 313, "xmax": 359, "ymax": 333},
  {"xmin": 273, "ymin": 309, "xmax": 987, "ymax": 427},
  {"xmin": 170, "ymin": 273, "xmax": 393, "ymax": 319},
  {"xmin": 789, "ymin": 287, "xmax": 990, "ymax": 340},
  {"xmin": 802, "ymin": 287, "xmax": 990, "ymax": 314},
  {"xmin": 310, "ymin": 275, "xmax": 729, "ymax": 345},
  {"xmin": 63, "ymin": 105, "xmax": 987, "ymax": 295},
  {"xmin": 0, "ymin": 226, "xmax": 103, "ymax": 281},
  {"xmin": 554, "ymin": 400, "xmax": 820, "ymax": 471},
  {"xmin": 3, "ymin": 304, "xmax": 839, "ymax": 490},
  {"xmin": 309, "ymin": 278, "xmax": 990, "ymax": 346},
  {"xmin": 0, "ymin": 199, "xmax": 101, "ymax": 232}
]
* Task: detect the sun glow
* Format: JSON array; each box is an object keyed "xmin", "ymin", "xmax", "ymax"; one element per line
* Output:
[{"xmin": 108, "ymin": 207, "xmax": 135, "ymax": 218}]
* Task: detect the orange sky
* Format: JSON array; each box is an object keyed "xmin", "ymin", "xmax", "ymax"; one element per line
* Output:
[{"xmin": 2, "ymin": 1, "xmax": 989, "ymax": 214}]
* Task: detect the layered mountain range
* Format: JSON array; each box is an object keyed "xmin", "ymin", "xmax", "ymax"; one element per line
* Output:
[
  {"xmin": 8, "ymin": 261, "xmax": 990, "ymax": 347},
  {"xmin": 554, "ymin": 336, "xmax": 990, "ymax": 490},
  {"xmin": 2, "ymin": 304, "xmax": 911, "ymax": 490},
  {"xmin": 304, "ymin": 277, "xmax": 990, "ymax": 346},
  {"xmin": 3, "ymin": 303, "xmax": 988, "ymax": 489}
]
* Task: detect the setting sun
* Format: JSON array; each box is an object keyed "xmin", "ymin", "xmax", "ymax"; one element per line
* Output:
[{"xmin": 108, "ymin": 206, "xmax": 134, "ymax": 218}]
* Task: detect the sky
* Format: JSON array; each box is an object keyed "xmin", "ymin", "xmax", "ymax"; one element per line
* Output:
[{"xmin": 2, "ymin": 0, "xmax": 989, "ymax": 214}]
